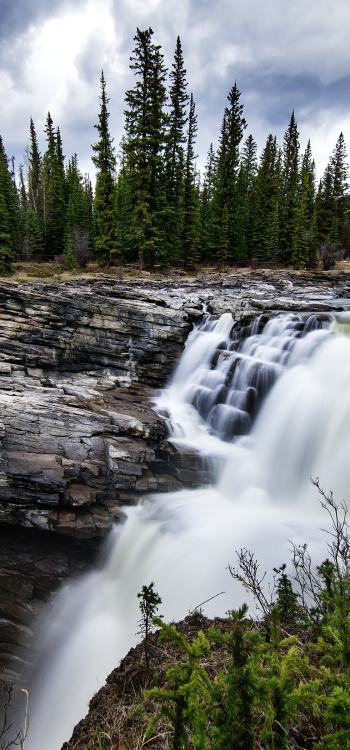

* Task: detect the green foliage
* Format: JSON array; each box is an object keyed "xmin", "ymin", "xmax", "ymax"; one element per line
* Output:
[
  {"xmin": 0, "ymin": 137, "xmax": 17, "ymax": 273},
  {"xmin": 317, "ymin": 133, "xmax": 349, "ymax": 253},
  {"xmin": 123, "ymin": 28, "xmax": 168, "ymax": 269},
  {"xmin": 92, "ymin": 71, "xmax": 117, "ymax": 266},
  {"xmin": 251, "ymin": 134, "xmax": 280, "ymax": 265},
  {"xmin": 41, "ymin": 113, "xmax": 66, "ymax": 256},
  {"xmin": 137, "ymin": 582, "xmax": 162, "ymax": 673},
  {"xmin": 212, "ymin": 83, "xmax": 247, "ymax": 262},
  {"xmin": 279, "ymin": 110, "xmax": 300, "ymax": 265},
  {"xmin": 183, "ymin": 94, "xmax": 200, "ymax": 269},
  {"xmin": 146, "ymin": 622, "xmax": 213, "ymax": 750},
  {"xmin": 141, "ymin": 486, "xmax": 350, "ymax": 750},
  {"xmin": 164, "ymin": 36, "xmax": 189, "ymax": 263}
]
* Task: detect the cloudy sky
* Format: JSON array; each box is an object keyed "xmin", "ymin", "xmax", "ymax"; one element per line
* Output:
[{"xmin": 1, "ymin": 0, "xmax": 350, "ymax": 181}]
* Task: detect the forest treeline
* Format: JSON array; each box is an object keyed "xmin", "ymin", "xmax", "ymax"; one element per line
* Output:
[{"xmin": 1, "ymin": 27, "xmax": 349, "ymax": 274}]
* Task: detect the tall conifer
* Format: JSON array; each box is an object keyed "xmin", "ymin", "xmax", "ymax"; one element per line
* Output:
[
  {"xmin": 0, "ymin": 137, "xmax": 16, "ymax": 272},
  {"xmin": 183, "ymin": 94, "xmax": 200, "ymax": 268},
  {"xmin": 164, "ymin": 36, "xmax": 189, "ymax": 262},
  {"xmin": 279, "ymin": 111, "xmax": 300, "ymax": 264},
  {"xmin": 201, "ymin": 143, "xmax": 217, "ymax": 262},
  {"xmin": 251, "ymin": 134, "xmax": 280, "ymax": 264},
  {"xmin": 124, "ymin": 28, "xmax": 167, "ymax": 268},
  {"xmin": 92, "ymin": 71, "xmax": 117, "ymax": 266},
  {"xmin": 234, "ymin": 134, "xmax": 258, "ymax": 261},
  {"xmin": 212, "ymin": 83, "xmax": 247, "ymax": 261}
]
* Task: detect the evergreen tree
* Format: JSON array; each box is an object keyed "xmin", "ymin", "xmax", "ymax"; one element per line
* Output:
[
  {"xmin": 317, "ymin": 134, "xmax": 349, "ymax": 254},
  {"xmin": 234, "ymin": 134, "xmax": 258, "ymax": 261},
  {"xmin": 279, "ymin": 111, "xmax": 300, "ymax": 264},
  {"xmin": 84, "ymin": 174, "xmax": 94, "ymax": 254},
  {"xmin": 124, "ymin": 28, "xmax": 168, "ymax": 269},
  {"xmin": 0, "ymin": 137, "xmax": 16, "ymax": 273},
  {"xmin": 92, "ymin": 71, "xmax": 117, "ymax": 266},
  {"xmin": 251, "ymin": 134, "xmax": 281, "ymax": 264},
  {"xmin": 114, "ymin": 142, "xmax": 133, "ymax": 261},
  {"xmin": 212, "ymin": 83, "xmax": 247, "ymax": 261},
  {"xmin": 291, "ymin": 140, "xmax": 317, "ymax": 268},
  {"xmin": 41, "ymin": 112, "xmax": 66, "ymax": 256},
  {"xmin": 183, "ymin": 93, "xmax": 200, "ymax": 268},
  {"xmin": 164, "ymin": 36, "xmax": 189, "ymax": 262},
  {"xmin": 65, "ymin": 154, "xmax": 90, "ymax": 266},
  {"xmin": 28, "ymin": 118, "xmax": 42, "ymax": 215},
  {"xmin": 200, "ymin": 143, "xmax": 217, "ymax": 262}
]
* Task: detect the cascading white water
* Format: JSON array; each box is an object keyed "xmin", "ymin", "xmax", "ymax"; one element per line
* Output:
[{"xmin": 25, "ymin": 310, "xmax": 350, "ymax": 750}]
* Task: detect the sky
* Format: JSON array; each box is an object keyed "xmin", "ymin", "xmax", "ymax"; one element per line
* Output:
[{"xmin": 1, "ymin": 0, "xmax": 350, "ymax": 182}]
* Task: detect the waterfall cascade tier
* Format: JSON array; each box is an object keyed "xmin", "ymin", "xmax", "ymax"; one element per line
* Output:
[
  {"xmin": 23, "ymin": 310, "xmax": 350, "ymax": 750},
  {"xmin": 158, "ymin": 311, "xmax": 331, "ymax": 444}
]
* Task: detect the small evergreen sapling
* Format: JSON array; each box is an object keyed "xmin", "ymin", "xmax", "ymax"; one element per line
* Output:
[{"xmin": 137, "ymin": 582, "xmax": 162, "ymax": 673}]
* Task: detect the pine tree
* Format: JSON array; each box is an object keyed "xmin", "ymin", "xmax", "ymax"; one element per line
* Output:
[
  {"xmin": 234, "ymin": 134, "xmax": 258, "ymax": 261},
  {"xmin": 0, "ymin": 138, "xmax": 15, "ymax": 273},
  {"xmin": 279, "ymin": 111, "xmax": 300, "ymax": 264},
  {"xmin": 183, "ymin": 94, "xmax": 200, "ymax": 268},
  {"xmin": 291, "ymin": 140, "xmax": 317, "ymax": 268},
  {"xmin": 65, "ymin": 155, "xmax": 90, "ymax": 266},
  {"xmin": 251, "ymin": 134, "xmax": 281, "ymax": 264},
  {"xmin": 331, "ymin": 132, "xmax": 348, "ymax": 246},
  {"xmin": 164, "ymin": 36, "xmax": 189, "ymax": 262},
  {"xmin": 317, "ymin": 134, "xmax": 349, "ymax": 253},
  {"xmin": 84, "ymin": 174, "xmax": 94, "ymax": 255},
  {"xmin": 317, "ymin": 168, "xmax": 334, "ymax": 243},
  {"xmin": 41, "ymin": 113, "xmax": 66, "ymax": 256},
  {"xmin": 212, "ymin": 83, "xmax": 247, "ymax": 262},
  {"xmin": 124, "ymin": 28, "xmax": 168, "ymax": 269},
  {"xmin": 200, "ymin": 143, "xmax": 217, "ymax": 262},
  {"xmin": 92, "ymin": 71, "xmax": 117, "ymax": 267},
  {"xmin": 26, "ymin": 118, "xmax": 44, "ymax": 256},
  {"xmin": 18, "ymin": 165, "xmax": 29, "ymax": 258},
  {"xmin": 28, "ymin": 118, "xmax": 42, "ymax": 215},
  {"xmin": 114, "ymin": 142, "xmax": 133, "ymax": 261}
]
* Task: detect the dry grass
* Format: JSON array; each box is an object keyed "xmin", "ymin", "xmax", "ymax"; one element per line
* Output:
[{"xmin": 62, "ymin": 614, "xmax": 230, "ymax": 750}]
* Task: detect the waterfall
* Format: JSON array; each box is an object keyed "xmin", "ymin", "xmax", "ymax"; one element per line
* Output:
[{"xmin": 25, "ymin": 311, "xmax": 350, "ymax": 750}]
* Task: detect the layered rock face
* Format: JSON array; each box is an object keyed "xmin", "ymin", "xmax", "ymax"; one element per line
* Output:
[
  {"xmin": 0, "ymin": 279, "xmax": 194, "ymax": 677},
  {"xmin": 1, "ymin": 271, "xmax": 350, "ymax": 678}
]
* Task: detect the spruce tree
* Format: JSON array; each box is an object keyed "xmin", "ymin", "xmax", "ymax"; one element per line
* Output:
[
  {"xmin": 183, "ymin": 94, "xmax": 200, "ymax": 268},
  {"xmin": 251, "ymin": 134, "xmax": 280, "ymax": 264},
  {"xmin": 114, "ymin": 142, "xmax": 133, "ymax": 261},
  {"xmin": 317, "ymin": 134, "xmax": 349, "ymax": 253},
  {"xmin": 317, "ymin": 167, "xmax": 334, "ymax": 243},
  {"xmin": 291, "ymin": 140, "xmax": 317, "ymax": 268},
  {"xmin": 0, "ymin": 138, "xmax": 15, "ymax": 273},
  {"xmin": 41, "ymin": 112, "xmax": 66, "ymax": 256},
  {"xmin": 28, "ymin": 118, "xmax": 42, "ymax": 215},
  {"xmin": 279, "ymin": 111, "xmax": 300, "ymax": 264},
  {"xmin": 65, "ymin": 154, "xmax": 90, "ymax": 266},
  {"xmin": 164, "ymin": 36, "xmax": 189, "ymax": 262},
  {"xmin": 331, "ymin": 132, "xmax": 348, "ymax": 245},
  {"xmin": 92, "ymin": 71, "xmax": 117, "ymax": 267},
  {"xmin": 234, "ymin": 134, "xmax": 258, "ymax": 261},
  {"xmin": 124, "ymin": 28, "xmax": 168, "ymax": 269},
  {"xmin": 200, "ymin": 143, "xmax": 217, "ymax": 262},
  {"xmin": 212, "ymin": 83, "xmax": 247, "ymax": 262}
]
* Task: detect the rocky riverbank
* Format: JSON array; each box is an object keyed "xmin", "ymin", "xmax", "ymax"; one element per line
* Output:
[{"xmin": 1, "ymin": 270, "xmax": 350, "ymax": 678}]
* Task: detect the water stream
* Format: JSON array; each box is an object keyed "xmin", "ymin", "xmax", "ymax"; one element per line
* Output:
[{"xmin": 26, "ymin": 311, "xmax": 350, "ymax": 749}]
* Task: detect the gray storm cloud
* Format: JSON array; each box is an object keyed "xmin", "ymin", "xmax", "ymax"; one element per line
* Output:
[{"xmin": 1, "ymin": 0, "xmax": 350, "ymax": 180}]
